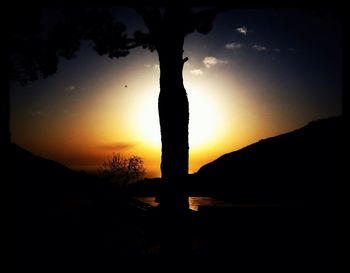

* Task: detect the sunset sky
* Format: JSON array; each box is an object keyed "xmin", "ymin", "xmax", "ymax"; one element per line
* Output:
[{"xmin": 10, "ymin": 8, "xmax": 342, "ymax": 177}]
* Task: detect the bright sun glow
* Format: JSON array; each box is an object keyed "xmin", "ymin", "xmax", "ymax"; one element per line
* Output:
[
  {"xmin": 134, "ymin": 85, "xmax": 220, "ymax": 150},
  {"xmin": 188, "ymin": 87, "xmax": 220, "ymax": 148}
]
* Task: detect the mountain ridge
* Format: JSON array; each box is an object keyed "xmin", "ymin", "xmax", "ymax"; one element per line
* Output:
[
  {"xmin": 192, "ymin": 115, "xmax": 341, "ymax": 203},
  {"xmin": 198, "ymin": 116, "xmax": 341, "ymax": 172}
]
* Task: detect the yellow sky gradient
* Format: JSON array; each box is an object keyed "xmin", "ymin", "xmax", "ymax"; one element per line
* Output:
[
  {"xmin": 10, "ymin": 10, "xmax": 342, "ymax": 178},
  {"xmin": 11, "ymin": 47, "xmax": 332, "ymax": 178}
]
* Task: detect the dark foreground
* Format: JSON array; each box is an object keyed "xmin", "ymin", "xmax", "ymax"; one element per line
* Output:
[
  {"xmin": 14, "ymin": 116, "xmax": 339, "ymax": 272},
  {"xmin": 16, "ymin": 191, "xmax": 335, "ymax": 273}
]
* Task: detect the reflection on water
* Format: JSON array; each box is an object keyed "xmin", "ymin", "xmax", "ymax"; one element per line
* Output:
[
  {"xmin": 189, "ymin": 197, "xmax": 229, "ymax": 211},
  {"xmin": 135, "ymin": 197, "xmax": 235, "ymax": 211}
]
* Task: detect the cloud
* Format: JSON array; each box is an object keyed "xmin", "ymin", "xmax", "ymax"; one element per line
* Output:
[
  {"xmin": 274, "ymin": 48, "xmax": 280, "ymax": 53},
  {"xmin": 203, "ymin": 57, "xmax": 228, "ymax": 68},
  {"xmin": 144, "ymin": 64, "xmax": 160, "ymax": 70},
  {"xmin": 288, "ymin": 47, "xmax": 295, "ymax": 51},
  {"xmin": 99, "ymin": 142, "xmax": 137, "ymax": 151},
  {"xmin": 225, "ymin": 42, "xmax": 243, "ymax": 50},
  {"xmin": 252, "ymin": 45, "xmax": 267, "ymax": 51},
  {"xmin": 190, "ymin": 69, "xmax": 204, "ymax": 76},
  {"xmin": 236, "ymin": 26, "xmax": 249, "ymax": 36},
  {"xmin": 65, "ymin": 85, "xmax": 76, "ymax": 91}
]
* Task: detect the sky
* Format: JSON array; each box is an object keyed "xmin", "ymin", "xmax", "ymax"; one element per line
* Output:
[{"xmin": 10, "ymin": 8, "xmax": 342, "ymax": 177}]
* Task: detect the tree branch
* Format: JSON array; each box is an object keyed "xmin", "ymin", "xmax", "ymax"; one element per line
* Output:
[{"xmin": 133, "ymin": 7, "xmax": 162, "ymax": 35}]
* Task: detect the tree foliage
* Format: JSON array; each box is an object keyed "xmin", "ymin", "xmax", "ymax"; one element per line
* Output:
[
  {"xmin": 9, "ymin": 7, "xmax": 224, "ymax": 85},
  {"xmin": 10, "ymin": 8, "xmax": 130, "ymax": 85},
  {"xmin": 99, "ymin": 153, "xmax": 145, "ymax": 186}
]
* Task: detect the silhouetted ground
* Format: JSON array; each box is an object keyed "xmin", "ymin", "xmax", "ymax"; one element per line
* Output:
[
  {"xmin": 193, "ymin": 116, "xmax": 341, "ymax": 202},
  {"xmin": 14, "ymin": 116, "xmax": 340, "ymax": 272}
]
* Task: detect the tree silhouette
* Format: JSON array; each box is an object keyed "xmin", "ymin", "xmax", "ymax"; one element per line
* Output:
[
  {"xmin": 9, "ymin": 6, "xmax": 224, "ymax": 211},
  {"xmin": 99, "ymin": 152, "xmax": 145, "ymax": 186}
]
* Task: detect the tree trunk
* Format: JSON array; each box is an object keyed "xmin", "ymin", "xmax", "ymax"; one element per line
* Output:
[
  {"xmin": 155, "ymin": 35, "xmax": 192, "ymax": 258},
  {"xmin": 157, "ymin": 39, "xmax": 189, "ymax": 211}
]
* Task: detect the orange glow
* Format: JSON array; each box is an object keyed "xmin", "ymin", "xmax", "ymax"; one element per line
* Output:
[{"xmin": 11, "ymin": 50, "xmax": 321, "ymax": 178}]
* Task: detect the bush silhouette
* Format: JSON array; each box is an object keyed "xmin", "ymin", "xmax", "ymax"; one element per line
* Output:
[{"xmin": 99, "ymin": 152, "xmax": 145, "ymax": 186}]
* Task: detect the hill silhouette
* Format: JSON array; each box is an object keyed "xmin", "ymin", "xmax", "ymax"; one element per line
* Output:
[
  {"xmin": 13, "ymin": 143, "xmax": 163, "ymax": 272},
  {"xmin": 13, "ymin": 142, "xmax": 99, "ymax": 201},
  {"xmin": 125, "ymin": 117, "xmax": 339, "ymax": 272},
  {"xmin": 13, "ymin": 116, "xmax": 340, "ymax": 272},
  {"xmin": 186, "ymin": 116, "xmax": 339, "ymax": 272},
  {"xmin": 192, "ymin": 116, "xmax": 341, "ymax": 205}
]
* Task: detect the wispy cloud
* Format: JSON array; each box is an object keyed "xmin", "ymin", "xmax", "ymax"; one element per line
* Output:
[
  {"xmin": 252, "ymin": 45, "xmax": 267, "ymax": 51},
  {"xmin": 99, "ymin": 142, "xmax": 137, "ymax": 151},
  {"xmin": 144, "ymin": 64, "xmax": 160, "ymax": 70},
  {"xmin": 236, "ymin": 26, "xmax": 249, "ymax": 36},
  {"xmin": 225, "ymin": 42, "xmax": 243, "ymax": 50},
  {"xmin": 288, "ymin": 47, "xmax": 295, "ymax": 51},
  {"xmin": 203, "ymin": 57, "xmax": 228, "ymax": 68},
  {"xmin": 190, "ymin": 69, "xmax": 204, "ymax": 76},
  {"xmin": 274, "ymin": 48, "xmax": 280, "ymax": 53},
  {"xmin": 65, "ymin": 85, "xmax": 76, "ymax": 91}
]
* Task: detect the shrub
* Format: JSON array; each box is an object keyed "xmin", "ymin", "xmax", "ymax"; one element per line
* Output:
[{"xmin": 99, "ymin": 153, "xmax": 145, "ymax": 186}]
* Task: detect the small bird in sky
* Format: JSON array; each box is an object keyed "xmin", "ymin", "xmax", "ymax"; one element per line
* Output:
[{"xmin": 124, "ymin": 85, "xmax": 127, "ymax": 88}]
